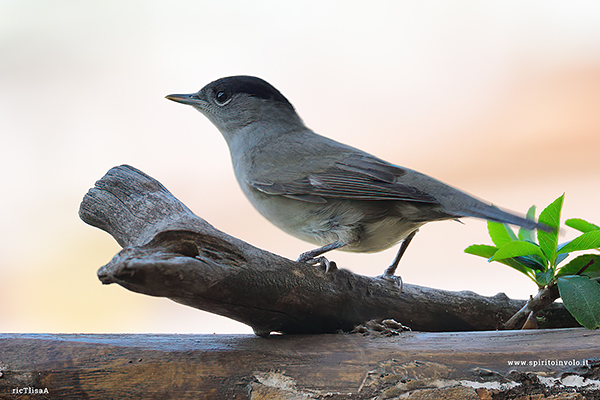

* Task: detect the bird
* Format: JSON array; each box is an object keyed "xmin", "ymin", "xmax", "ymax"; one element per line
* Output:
[{"xmin": 166, "ymin": 75, "xmax": 547, "ymax": 278}]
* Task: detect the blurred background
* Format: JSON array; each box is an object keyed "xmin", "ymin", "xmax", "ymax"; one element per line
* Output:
[{"xmin": 1, "ymin": 1, "xmax": 599, "ymax": 334}]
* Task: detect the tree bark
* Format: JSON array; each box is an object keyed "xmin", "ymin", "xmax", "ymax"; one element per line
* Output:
[
  {"xmin": 2, "ymin": 330, "xmax": 599, "ymax": 399},
  {"xmin": 78, "ymin": 165, "xmax": 577, "ymax": 336}
]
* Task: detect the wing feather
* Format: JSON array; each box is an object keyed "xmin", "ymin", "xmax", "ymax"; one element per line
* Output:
[{"xmin": 250, "ymin": 155, "xmax": 439, "ymax": 204}]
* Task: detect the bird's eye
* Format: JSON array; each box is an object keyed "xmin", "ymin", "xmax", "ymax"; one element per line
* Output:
[{"xmin": 214, "ymin": 90, "xmax": 232, "ymax": 106}]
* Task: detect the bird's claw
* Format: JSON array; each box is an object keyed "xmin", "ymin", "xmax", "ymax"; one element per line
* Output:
[
  {"xmin": 298, "ymin": 255, "xmax": 338, "ymax": 274},
  {"xmin": 378, "ymin": 272, "xmax": 403, "ymax": 292}
]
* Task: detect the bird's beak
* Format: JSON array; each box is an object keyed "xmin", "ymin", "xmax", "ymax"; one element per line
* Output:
[{"xmin": 165, "ymin": 93, "xmax": 205, "ymax": 106}]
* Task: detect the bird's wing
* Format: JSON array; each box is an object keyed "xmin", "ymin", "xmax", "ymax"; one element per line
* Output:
[{"xmin": 248, "ymin": 154, "xmax": 440, "ymax": 204}]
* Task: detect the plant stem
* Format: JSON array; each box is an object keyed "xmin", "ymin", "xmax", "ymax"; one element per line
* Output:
[
  {"xmin": 504, "ymin": 283, "xmax": 560, "ymax": 330},
  {"xmin": 576, "ymin": 259, "xmax": 595, "ymax": 276}
]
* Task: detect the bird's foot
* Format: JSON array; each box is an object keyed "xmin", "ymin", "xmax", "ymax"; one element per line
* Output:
[
  {"xmin": 377, "ymin": 272, "xmax": 403, "ymax": 292},
  {"xmin": 297, "ymin": 254, "xmax": 338, "ymax": 274},
  {"xmin": 296, "ymin": 252, "xmax": 314, "ymax": 264}
]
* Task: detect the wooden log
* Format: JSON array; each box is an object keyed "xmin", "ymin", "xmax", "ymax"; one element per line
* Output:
[
  {"xmin": 78, "ymin": 165, "xmax": 577, "ymax": 335},
  {"xmin": 1, "ymin": 330, "xmax": 599, "ymax": 399}
]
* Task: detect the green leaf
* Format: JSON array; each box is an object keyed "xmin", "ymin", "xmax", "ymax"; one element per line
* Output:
[
  {"xmin": 488, "ymin": 221, "xmax": 517, "ymax": 247},
  {"xmin": 557, "ymin": 275, "xmax": 600, "ymax": 329},
  {"xmin": 500, "ymin": 259, "xmax": 536, "ymax": 276},
  {"xmin": 518, "ymin": 205, "xmax": 537, "ymax": 242},
  {"xmin": 559, "ymin": 231, "xmax": 600, "ymax": 254},
  {"xmin": 535, "ymin": 268, "xmax": 555, "ymax": 287},
  {"xmin": 491, "ymin": 241, "xmax": 546, "ymax": 262},
  {"xmin": 537, "ymin": 194, "xmax": 564, "ymax": 265},
  {"xmin": 464, "ymin": 244, "xmax": 497, "ymax": 258},
  {"xmin": 557, "ymin": 254, "xmax": 600, "ymax": 278},
  {"xmin": 514, "ymin": 255, "xmax": 546, "ymax": 271},
  {"xmin": 553, "ymin": 241, "xmax": 571, "ymax": 266},
  {"xmin": 465, "ymin": 244, "xmax": 533, "ymax": 276},
  {"xmin": 555, "ymin": 252, "xmax": 570, "ymax": 266},
  {"xmin": 565, "ymin": 218, "xmax": 600, "ymax": 233}
]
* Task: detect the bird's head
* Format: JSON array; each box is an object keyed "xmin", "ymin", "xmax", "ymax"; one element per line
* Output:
[{"xmin": 166, "ymin": 76, "xmax": 303, "ymax": 143}]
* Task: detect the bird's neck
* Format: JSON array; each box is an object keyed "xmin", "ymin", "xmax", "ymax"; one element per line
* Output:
[
  {"xmin": 225, "ymin": 119, "xmax": 307, "ymax": 181},
  {"xmin": 225, "ymin": 116, "xmax": 304, "ymax": 152}
]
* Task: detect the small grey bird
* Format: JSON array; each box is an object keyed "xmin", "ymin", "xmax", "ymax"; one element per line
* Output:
[{"xmin": 166, "ymin": 76, "xmax": 546, "ymax": 277}]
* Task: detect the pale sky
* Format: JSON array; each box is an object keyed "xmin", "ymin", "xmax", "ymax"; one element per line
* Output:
[{"xmin": 1, "ymin": 1, "xmax": 600, "ymax": 333}]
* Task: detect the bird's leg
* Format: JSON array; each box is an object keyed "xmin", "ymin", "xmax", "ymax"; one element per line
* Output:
[
  {"xmin": 383, "ymin": 229, "xmax": 418, "ymax": 278},
  {"xmin": 297, "ymin": 241, "xmax": 346, "ymax": 273},
  {"xmin": 297, "ymin": 241, "xmax": 346, "ymax": 262}
]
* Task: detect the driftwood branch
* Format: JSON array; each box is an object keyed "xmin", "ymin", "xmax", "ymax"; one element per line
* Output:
[{"xmin": 79, "ymin": 165, "xmax": 577, "ymax": 335}]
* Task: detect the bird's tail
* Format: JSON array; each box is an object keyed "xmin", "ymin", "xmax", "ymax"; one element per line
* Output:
[{"xmin": 461, "ymin": 203, "xmax": 551, "ymax": 232}]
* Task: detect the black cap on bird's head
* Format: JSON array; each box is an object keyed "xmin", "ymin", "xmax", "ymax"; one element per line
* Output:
[
  {"xmin": 166, "ymin": 75, "xmax": 295, "ymax": 112},
  {"xmin": 166, "ymin": 76, "xmax": 302, "ymax": 140},
  {"xmin": 207, "ymin": 76, "xmax": 295, "ymax": 111}
]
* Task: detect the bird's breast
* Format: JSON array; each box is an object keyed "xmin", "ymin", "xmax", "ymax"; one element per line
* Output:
[{"xmin": 239, "ymin": 184, "xmax": 422, "ymax": 253}]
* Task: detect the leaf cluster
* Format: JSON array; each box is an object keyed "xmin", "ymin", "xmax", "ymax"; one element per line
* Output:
[{"xmin": 465, "ymin": 194, "xmax": 600, "ymax": 329}]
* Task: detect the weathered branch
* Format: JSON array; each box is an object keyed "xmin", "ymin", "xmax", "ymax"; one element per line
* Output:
[
  {"xmin": 79, "ymin": 165, "xmax": 577, "ymax": 335},
  {"xmin": 2, "ymin": 330, "xmax": 599, "ymax": 399}
]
